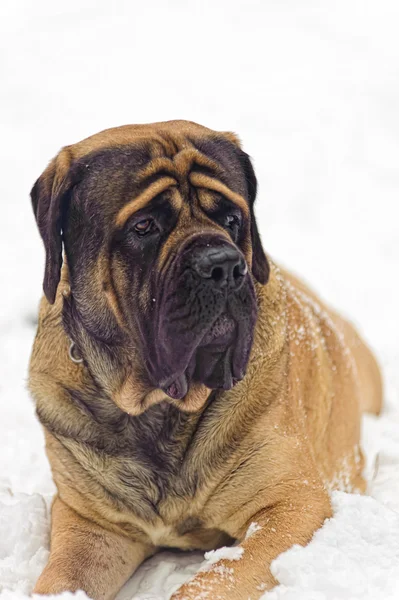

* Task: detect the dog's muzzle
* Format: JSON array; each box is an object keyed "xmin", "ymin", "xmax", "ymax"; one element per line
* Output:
[{"xmin": 144, "ymin": 235, "xmax": 258, "ymax": 400}]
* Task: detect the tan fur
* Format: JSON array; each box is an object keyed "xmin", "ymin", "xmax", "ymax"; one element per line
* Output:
[
  {"xmin": 115, "ymin": 176, "xmax": 179, "ymax": 228},
  {"xmin": 30, "ymin": 121, "xmax": 382, "ymax": 600}
]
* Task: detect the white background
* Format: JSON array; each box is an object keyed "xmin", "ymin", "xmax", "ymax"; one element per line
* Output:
[{"xmin": 1, "ymin": 1, "xmax": 399, "ymax": 598}]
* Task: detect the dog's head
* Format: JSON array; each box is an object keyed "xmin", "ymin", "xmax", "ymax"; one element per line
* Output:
[{"xmin": 31, "ymin": 121, "xmax": 269, "ymax": 414}]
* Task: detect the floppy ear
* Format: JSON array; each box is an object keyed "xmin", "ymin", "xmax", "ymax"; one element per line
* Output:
[
  {"xmin": 31, "ymin": 147, "xmax": 76, "ymax": 304},
  {"xmin": 236, "ymin": 149, "xmax": 270, "ymax": 285}
]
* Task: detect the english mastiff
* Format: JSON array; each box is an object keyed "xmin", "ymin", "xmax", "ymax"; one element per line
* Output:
[{"xmin": 29, "ymin": 120, "xmax": 382, "ymax": 600}]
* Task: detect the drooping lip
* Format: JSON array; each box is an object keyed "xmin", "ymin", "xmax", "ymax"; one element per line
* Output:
[
  {"xmin": 153, "ymin": 286, "xmax": 258, "ymax": 400},
  {"xmin": 199, "ymin": 313, "xmax": 236, "ymax": 347},
  {"xmin": 160, "ymin": 314, "xmax": 238, "ymax": 400}
]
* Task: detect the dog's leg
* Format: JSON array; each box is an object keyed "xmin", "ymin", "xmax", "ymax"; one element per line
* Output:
[
  {"xmin": 171, "ymin": 485, "xmax": 331, "ymax": 600},
  {"xmin": 34, "ymin": 496, "xmax": 155, "ymax": 600}
]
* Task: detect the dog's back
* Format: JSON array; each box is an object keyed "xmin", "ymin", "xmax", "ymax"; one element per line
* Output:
[
  {"xmin": 283, "ymin": 267, "xmax": 383, "ymax": 416},
  {"xmin": 275, "ymin": 265, "xmax": 383, "ymax": 493}
]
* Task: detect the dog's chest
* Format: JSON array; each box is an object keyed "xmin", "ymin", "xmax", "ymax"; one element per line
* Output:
[
  {"xmin": 92, "ymin": 403, "xmax": 209, "ymax": 512},
  {"xmin": 85, "ymin": 401, "xmax": 238, "ymax": 548},
  {"xmin": 58, "ymin": 390, "xmax": 249, "ymax": 549}
]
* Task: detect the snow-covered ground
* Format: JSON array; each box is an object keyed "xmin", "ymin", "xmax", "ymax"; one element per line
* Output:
[{"xmin": 1, "ymin": 1, "xmax": 399, "ymax": 598}]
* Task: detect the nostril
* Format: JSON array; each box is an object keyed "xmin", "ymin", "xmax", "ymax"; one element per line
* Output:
[
  {"xmin": 233, "ymin": 261, "xmax": 247, "ymax": 280},
  {"xmin": 211, "ymin": 266, "xmax": 225, "ymax": 282},
  {"xmin": 233, "ymin": 265, "xmax": 241, "ymax": 280}
]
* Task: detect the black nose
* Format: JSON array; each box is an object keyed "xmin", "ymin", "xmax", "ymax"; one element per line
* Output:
[{"xmin": 192, "ymin": 245, "xmax": 248, "ymax": 290}]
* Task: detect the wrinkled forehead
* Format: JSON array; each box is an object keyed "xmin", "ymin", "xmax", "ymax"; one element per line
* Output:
[{"xmin": 71, "ymin": 134, "xmax": 249, "ymax": 223}]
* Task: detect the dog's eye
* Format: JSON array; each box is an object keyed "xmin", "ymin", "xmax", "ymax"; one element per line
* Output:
[{"xmin": 134, "ymin": 218, "xmax": 156, "ymax": 236}]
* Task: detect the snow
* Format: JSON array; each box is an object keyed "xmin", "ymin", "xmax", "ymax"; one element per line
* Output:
[
  {"xmin": 1, "ymin": 0, "xmax": 399, "ymax": 599},
  {"xmin": 269, "ymin": 492, "xmax": 399, "ymax": 599},
  {"xmin": 202, "ymin": 546, "xmax": 244, "ymax": 568},
  {"xmin": 245, "ymin": 522, "xmax": 262, "ymax": 539},
  {"xmin": 0, "ymin": 492, "xmax": 49, "ymax": 595}
]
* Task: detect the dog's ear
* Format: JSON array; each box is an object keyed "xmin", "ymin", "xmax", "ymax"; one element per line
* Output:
[
  {"xmin": 31, "ymin": 147, "xmax": 77, "ymax": 304},
  {"xmin": 236, "ymin": 148, "xmax": 270, "ymax": 285}
]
